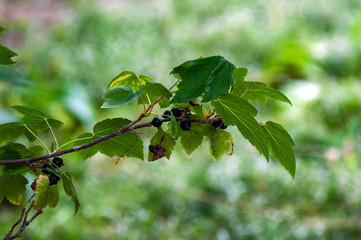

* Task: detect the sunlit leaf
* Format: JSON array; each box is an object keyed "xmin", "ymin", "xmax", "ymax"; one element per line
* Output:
[
  {"xmin": 34, "ymin": 175, "xmax": 59, "ymax": 209},
  {"xmin": 262, "ymin": 121, "xmax": 296, "ymax": 178},
  {"xmin": 12, "ymin": 106, "xmax": 63, "ymax": 130},
  {"xmin": 171, "ymin": 56, "xmax": 235, "ymax": 103},
  {"xmin": 107, "ymin": 71, "xmax": 151, "ymax": 90},
  {"xmin": 212, "ymin": 93, "xmax": 269, "ymax": 159},
  {"xmin": 0, "ymin": 171, "xmax": 28, "ymax": 205},
  {"xmin": 62, "ymin": 171, "xmax": 80, "ymax": 214},
  {"xmin": 102, "ymin": 85, "xmax": 142, "ymax": 108}
]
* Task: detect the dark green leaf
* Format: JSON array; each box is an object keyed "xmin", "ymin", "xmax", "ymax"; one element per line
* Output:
[
  {"xmin": 0, "ymin": 171, "xmax": 28, "ymax": 205},
  {"xmin": 34, "ymin": 175, "xmax": 59, "ymax": 209},
  {"xmin": 62, "ymin": 171, "xmax": 80, "ymax": 214},
  {"xmin": 12, "ymin": 106, "xmax": 63, "ymax": 130},
  {"xmin": 0, "ymin": 122, "xmax": 37, "ymax": 145},
  {"xmin": 102, "ymin": 86, "xmax": 142, "ymax": 108},
  {"xmin": 208, "ymin": 129, "xmax": 234, "ymax": 160},
  {"xmin": 0, "ymin": 44, "xmax": 18, "ymax": 65},
  {"xmin": 212, "ymin": 93, "xmax": 269, "ymax": 159},
  {"xmin": 76, "ymin": 118, "xmax": 144, "ymax": 160},
  {"xmin": 0, "ymin": 143, "xmax": 44, "ymax": 160},
  {"xmin": 262, "ymin": 121, "xmax": 296, "ymax": 178},
  {"xmin": 148, "ymin": 128, "xmax": 175, "ymax": 161},
  {"xmin": 171, "ymin": 56, "xmax": 235, "ymax": 103},
  {"xmin": 168, "ymin": 115, "xmax": 180, "ymax": 138},
  {"xmin": 233, "ymin": 81, "xmax": 292, "ymax": 105}
]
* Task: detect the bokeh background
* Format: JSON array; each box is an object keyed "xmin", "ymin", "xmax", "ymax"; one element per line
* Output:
[{"xmin": 1, "ymin": 0, "xmax": 361, "ymax": 239}]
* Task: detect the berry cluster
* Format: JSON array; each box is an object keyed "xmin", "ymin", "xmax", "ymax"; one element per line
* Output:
[
  {"xmin": 151, "ymin": 107, "xmax": 183, "ymax": 128},
  {"xmin": 41, "ymin": 157, "xmax": 63, "ymax": 186},
  {"xmin": 212, "ymin": 115, "xmax": 228, "ymax": 129}
]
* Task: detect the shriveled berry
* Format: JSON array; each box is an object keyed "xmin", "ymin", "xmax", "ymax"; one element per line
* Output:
[
  {"xmin": 149, "ymin": 145, "xmax": 156, "ymax": 153},
  {"xmin": 171, "ymin": 107, "xmax": 182, "ymax": 117},
  {"xmin": 180, "ymin": 121, "xmax": 191, "ymax": 131},
  {"xmin": 41, "ymin": 163, "xmax": 52, "ymax": 175},
  {"xmin": 151, "ymin": 117, "xmax": 162, "ymax": 128},
  {"xmin": 52, "ymin": 157, "xmax": 63, "ymax": 168},
  {"xmin": 162, "ymin": 110, "xmax": 171, "ymax": 118}
]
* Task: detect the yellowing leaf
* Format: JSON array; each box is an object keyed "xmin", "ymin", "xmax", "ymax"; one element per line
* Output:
[
  {"xmin": 0, "ymin": 171, "xmax": 28, "ymax": 205},
  {"xmin": 34, "ymin": 175, "xmax": 59, "ymax": 209},
  {"xmin": 208, "ymin": 129, "xmax": 233, "ymax": 160},
  {"xmin": 107, "ymin": 71, "xmax": 151, "ymax": 90}
]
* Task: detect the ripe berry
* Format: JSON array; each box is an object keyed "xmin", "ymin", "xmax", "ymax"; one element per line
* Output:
[
  {"xmin": 52, "ymin": 157, "xmax": 63, "ymax": 168},
  {"xmin": 171, "ymin": 107, "xmax": 182, "ymax": 117},
  {"xmin": 212, "ymin": 120, "xmax": 222, "ymax": 128},
  {"xmin": 220, "ymin": 122, "xmax": 228, "ymax": 129},
  {"xmin": 151, "ymin": 117, "xmax": 162, "ymax": 128},
  {"xmin": 41, "ymin": 163, "xmax": 52, "ymax": 175},
  {"xmin": 180, "ymin": 121, "xmax": 191, "ymax": 131},
  {"xmin": 162, "ymin": 110, "xmax": 171, "ymax": 118},
  {"xmin": 49, "ymin": 173, "xmax": 61, "ymax": 186}
]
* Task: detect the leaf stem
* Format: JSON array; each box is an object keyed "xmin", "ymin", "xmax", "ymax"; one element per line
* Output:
[
  {"xmin": 23, "ymin": 124, "xmax": 50, "ymax": 154},
  {"xmin": 45, "ymin": 119, "xmax": 59, "ymax": 150},
  {"xmin": 56, "ymin": 135, "xmax": 94, "ymax": 151}
]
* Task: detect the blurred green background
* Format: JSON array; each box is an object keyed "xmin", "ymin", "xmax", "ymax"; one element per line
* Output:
[{"xmin": 1, "ymin": 0, "xmax": 361, "ymax": 239}]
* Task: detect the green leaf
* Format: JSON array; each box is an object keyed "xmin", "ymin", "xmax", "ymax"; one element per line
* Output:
[
  {"xmin": 107, "ymin": 71, "xmax": 151, "ymax": 90},
  {"xmin": 138, "ymin": 81, "xmax": 172, "ymax": 108},
  {"xmin": 232, "ymin": 67, "xmax": 248, "ymax": 83},
  {"xmin": 168, "ymin": 115, "xmax": 180, "ymax": 138},
  {"xmin": 0, "ymin": 44, "xmax": 18, "ymax": 65},
  {"xmin": 34, "ymin": 175, "xmax": 59, "ymax": 209},
  {"xmin": 262, "ymin": 121, "xmax": 296, "ymax": 178},
  {"xmin": 180, "ymin": 124, "xmax": 205, "ymax": 155},
  {"xmin": 212, "ymin": 93, "xmax": 269, "ymax": 159},
  {"xmin": 233, "ymin": 81, "xmax": 292, "ymax": 105},
  {"xmin": 0, "ymin": 122, "xmax": 37, "ymax": 145},
  {"xmin": 208, "ymin": 129, "xmax": 234, "ymax": 160},
  {"xmin": 76, "ymin": 118, "xmax": 144, "ymax": 160},
  {"xmin": 0, "ymin": 171, "xmax": 28, "ymax": 205},
  {"xmin": 0, "ymin": 143, "xmax": 44, "ymax": 160},
  {"xmin": 171, "ymin": 56, "xmax": 235, "ymax": 103},
  {"xmin": 12, "ymin": 106, "xmax": 63, "ymax": 131},
  {"xmin": 148, "ymin": 128, "xmax": 175, "ymax": 161},
  {"xmin": 0, "ymin": 26, "xmax": 5, "ymax": 34},
  {"xmin": 102, "ymin": 85, "xmax": 142, "ymax": 108},
  {"xmin": 62, "ymin": 171, "xmax": 80, "ymax": 214}
]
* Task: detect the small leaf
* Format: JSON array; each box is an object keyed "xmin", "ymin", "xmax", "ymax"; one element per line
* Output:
[
  {"xmin": 102, "ymin": 85, "xmax": 142, "ymax": 108},
  {"xmin": 0, "ymin": 122, "xmax": 37, "ymax": 145},
  {"xmin": 62, "ymin": 171, "xmax": 80, "ymax": 214},
  {"xmin": 171, "ymin": 56, "xmax": 235, "ymax": 103},
  {"xmin": 0, "ymin": 27, "xmax": 18, "ymax": 65},
  {"xmin": 232, "ymin": 67, "xmax": 248, "ymax": 83},
  {"xmin": 138, "ymin": 81, "xmax": 172, "ymax": 108},
  {"xmin": 148, "ymin": 128, "xmax": 175, "ymax": 161},
  {"xmin": 208, "ymin": 129, "xmax": 234, "ymax": 160},
  {"xmin": 12, "ymin": 106, "xmax": 63, "ymax": 131},
  {"xmin": 212, "ymin": 93, "xmax": 269, "ymax": 159},
  {"xmin": 233, "ymin": 81, "xmax": 292, "ymax": 105},
  {"xmin": 107, "ymin": 71, "xmax": 151, "ymax": 90},
  {"xmin": 168, "ymin": 115, "xmax": 180, "ymax": 138},
  {"xmin": 76, "ymin": 118, "xmax": 144, "ymax": 160},
  {"xmin": 262, "ymin": 121, "xmax": 296, "ymax": 178},
  {"xmin": 34, "ymin": 175, "xmax": 59, "ymax": 209},
  {"xmin": 0, "ymin": 171, "xmax": 28, "ymax": 205},
  {"xmin": 180, "ymin": 124, "xmax": 205, "ymax": 155}
]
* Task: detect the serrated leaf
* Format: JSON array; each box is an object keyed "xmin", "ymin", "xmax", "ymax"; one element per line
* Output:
[
  {"xmin": 102, "ymin": 85, "xmax": 142, "ymax": 108},
  {"xmin": 0, "ymin": 143, "xmax": 44, "ymax": 160},
  {"xmin": 262, "ymin": 121, "xmax": 296, "ymax": 178},
  {"xmin": 233, "ymin": 81, "xmax": 292, "ymax": 105},
  {"xmin": 76, "ymin": 118, "xmax": 144, "ymax": 160},
  {"xmin": 62, "ymin": 171, "xmax": 80, "ymax": 214},
  {"xmin": 180, "ymin": 125, "xmax": 204, "ymax": 155},
  {"xmin": 12, "ymin": 106, "xmax": 63, "ymax": 131},
  {"xmin": 0, "ymin": 171, "xmax": 28, "ymax": 205},
  {"xmin": 34, "ymin": 175, "xmax": 59, "ymax": 209},
  {"xmin": 148, "ymin": 128, "xmax": 175, "ymax": 161},
  {"xmin": 208, "ymin": 129, "xmax": 234, "ymax": 160},
  {"xmin": 107, "ymin": 71, "xmax": 151, "ymax": 90},
  {"xmin": 168, "ymin": 115, "xmax": 180, "ymax": 138},
  {"xmin": 233, "ymin": 67, "xmax": 248, "ymax": 83},
  {"xmin": 0, "ymin": 122, "xmax": 37, "ymax": 145},
  {"xmin": 212, "ymin": 93, "xmax": 269, "ymax": 159},
  {"xmin": 138, "ymin": 81, "xmax": 172, "ymax": 108},
  {"xmin": 171, "ymin": 56, "xmax": 235, "ymax": 103}
]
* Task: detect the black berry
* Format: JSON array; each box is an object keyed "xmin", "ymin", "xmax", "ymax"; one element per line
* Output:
[
  {"xmin": 220, "ymin": 122, "xmax": 228, "ymax": 129},
  {"xmin": 48, "ymin": 173, "xmax": 60, "ymax": 186},
  {"xmin": 151, "ymin": 117, "xmax": 162, "ymax": 128},
  {"xmin": 171, "ymin": 107, "xmax": 182, "ymax": 117},
  {"xmin": 180, "ymin": 121, "xmax": 191, "ymax": 131},
  {"xmin": 149, "ymin": 145, "xmax": 156, "ymax": 153},
  {"xmin": 162, "ymin": 110, "xmax": 171, "ymax": 118},
  {"xmin": 41, "ymin": 163, "xmax": 52, "ymax": 175},
  {"xmin": 212, "ymin": 120, "xmax": 222, "ymax": 128},
  {"xmin": 52, "ymin": 157, "xmax": 63, "ymax": 168}
]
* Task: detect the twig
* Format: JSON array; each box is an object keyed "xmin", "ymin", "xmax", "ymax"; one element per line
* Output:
[
  {"xmin": 3, "ymin": 201, "xmax": 43, "ymax": 240},
  {"xmin": 115, "ymin": 131, "xmax": 139, "ymax": 165}
]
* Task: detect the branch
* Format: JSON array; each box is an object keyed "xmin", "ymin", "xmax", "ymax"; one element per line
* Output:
[
  {"xmin": 3, "ymin": 201, "xmax": 43, "ymax": 240},
  {"xmin": 0, "ymin": 117, "xmax": 221, "ymax": 166}
]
